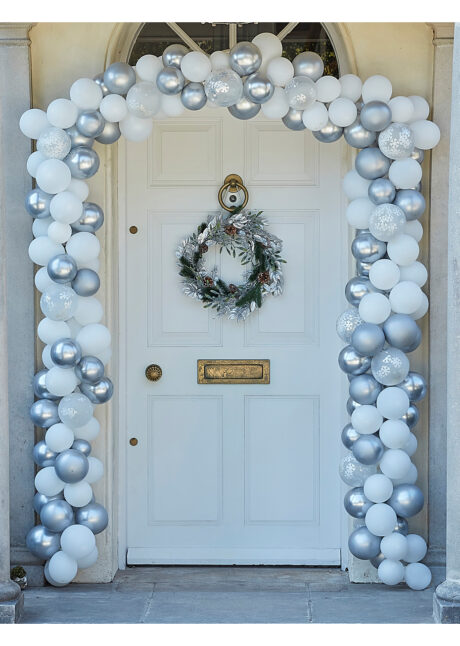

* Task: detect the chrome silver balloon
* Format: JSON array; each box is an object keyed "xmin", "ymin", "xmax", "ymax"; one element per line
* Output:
[
  {"xmin": 356, "ymin": 260, "xmax": 372, "ymax": 277},
  {"xmin": 55, "ymin": 448, "xmax": 89, "ymax": 484},
  {"xmin": 40, "ymin": 499, "xmax": 75, "ymax": 532},
  {"xmin": 156, "ymin": 66, "xmax": 185, "ymax": 95},
  {"xmin": 80, "ymin": 377, "xmax": 114, "ymax": 404},
  {"xmin": 103, "ymin": 62, "xmax": 136, "ymax": 95},
  {"xmin": 50, "ymin": 338, "xmax": 82, "ymax": 368},
  {"xmin": 71, "ymin": 268, "xmax": 100, "ymax": 297},
  {"xmin": 33, "ymin": 492, "xmax": 64, "ymax": 515},
  {"xmin": 33, "ymin": 369, "xmax": 59, "ymax": 401},
  {"xmin": 347, "ymin": 397, "xmax": 362, "ymax": 416},
  {"xmin": 282, "ymin": 108, "xmax": 306, "ymax": 131},
  {"xmin": 351, "ymin": 231, "xmax": 387, "ymax": 263},
  {"xmin": 393, "ymin": 189, "xmax": 426, "ymax": 221},
  {"xmin": 370, "ymin": 552, "xmax": 385, "ymax": 568},
  {"xmin": 410, "ymin": 148, "xmax": 425, "ymax": 163},
  {"xmin": 25, "ymin": 188, "xmax": 52, "ymax": 219},
  {"xmin": 65, "ymin": 125, "xmax": 94, "ymax": 149},
  {"xmin": 71, "ymin": 202, "xmax": 104, "ymax": 233},
  {"xmin": 336, "ymin": 307, "xmax": 363, "ymax": 343},
  {"xmin": 95, "ymin": 120, "xmax": 121, "ymax": 145},
  {"xmin": 351, "ymin": 323, "xmax": 385, "ymax": 357},
  {"xmin": 368, "ymin": 178, "xmax": 396, "ymax": 205},
  {"xmin": 75, "ymin": 502, "xmax": 109, "ymax": 534},
  {"xmin": 33, "ymin": 441, "xmax": 58, "ymax": 468},
  {"xmin": 349, "ymin": 373, "xmax": 382, "ymax": 405},
  {"xmin": 64, "ymin": 146, "xmax": 100, "ymax": 179},
  {"xmin": 341, "ymin": 423, "xmax": 361, "ymax": 449},
  {"xmin": 383, "ymin": 314, "xmax": 422, "ymax": 353},
  {"xmin": 162, "ymin": 43, "xmax": 189, "ymax": 69},
  {"xmin": 181, "ymin": 82, "xmax": 207, "ymax": 110},
  {"xmin": 229, "ymin": 41, "xmax": 262, "ymax": 76},
  {"xmin": 47, "ymin": 254, "xmax": 78, "ymax": 284},
  {"xmin": 401, "ymin": 404, "xmax": 419, "ymax": 429},
  {"xmin": 352, "ymin": 434, "xmax": 385, "ymax": 465},
  {"xmin": 389, "ymin": 484, "xmax": 424, "ymax": 518},
  {"xmin": 26, "ymin": 524, "xmax": 61, "ymax": 560},
  {"xmin": 345, "ymin": 276, "xmax": 375, "ymax": 307},
  {"xmin": 398, "ymin": 371, "xmax": 427, "ymax": 403},
  {"xmin": 344, "ymin": 487, "xmax": 373, "ymax": 518},
  {"xmin": 72, "ymin": 439, "xmax": 92, "ymax": 456},
  {"xmin": 93, "ymin": 72, "xmax": 110, "ymax": 97},
  {"xmin": 29, "ymin": 399, "xmax": 60, "ymax": 428},
  {"xmin": 243, "ymin": 73, "xmax": 274, "ymax": 104},
  {"xmin": 338, "ymin": 346, "xmax": 371, "ymax": 376},
  {"xmin": 344, "ymin": 118, "xmax": 376, "ymax": 149},
  {"xmin": 394, "ymin": 516, "xmax": 409, "ymax": 535},
  {"xmin": 292, "ymin": 51, "xmax": 324, "ymax": 81},
  {"xmin": 228, "ymin": 96, "xmax": 261, "ymax": 120},
  {"xmin": 348, "ymin": 525, "xmax": 381, "ymax": 559},
  {"xmin": 75, "ymin": 355, "xmax": 105, "ymax": 384},
  {"xmin": 76, "ymin": 110, "xmax": 105, "ymax": 138},
  {"xmin": 313, "ymin": 120, "xmax": 343, "ymax": 143},
  {"xmin": 355, "ymin": 146, "xmax": 391, "ymax": 179},
  {"xmin": 360, "ymin": 100, "xmax": 392, "ymax": 132}
]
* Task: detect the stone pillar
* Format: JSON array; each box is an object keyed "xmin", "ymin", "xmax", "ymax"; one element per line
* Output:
[{"xmin": 433, "ymin": 22, "xmax": 460, "ymax": 624}]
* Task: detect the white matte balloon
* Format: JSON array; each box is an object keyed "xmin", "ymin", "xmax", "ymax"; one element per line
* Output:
[
  {"xmin": 404, "ymin": 220, "xmax": 423, "ymax": 243},
  {"xmin": 328, "ymin": 98, "xmax": 357, "ymax": 127},
  {"xmin": 33, "ymin": 217, "xmax": 53, "ymax": 238},
  {"xmin": 36, "ymin": 159, "xmax": 72, "ymax": 194},
  {"xmin": 392, "ymin": 462, "xmax": 418, "ymax": 486},
  {"xmin": 38, "ymin": 318, "xmax": 71, "ymax": 345},
  {"xmin": 48, "ymin": 551, "xmax": 78, "ymax": 585},
  {"xmin": 351, "ymin": 404, "xmax": 383, "ymax": 435},
  {"xmin": 47, "ymin": 99, "xmax": 79, "ymax": 129},
  {"xmin": 388, "ymin": 96, "xmax": 414, "ymax": 123},
  {"xmin": 405, "ymin": 534, "xmax": 427, "ymax": 563},
  {"xmin": 66, "ymin": 232, "xmax": 100, "ymax": 264},
  {"xmin": 35, "ymin": 466, "xmax": 65, "ymax": 496},
  {"xmin": 27, "ymin": 151, "xmax": 46, "ymax": 177},
  {"xmin": 365, "ymin": 503, "xmax": 397, "ymax": 536},
  {"xmin": 380, "ymin": 532, "xmax": 408, "ymax": 561},
  {"xmin": 77, "ymin": 546, "xmax": 99, "ymax": 569},
  {"xmin": 73, "ymin": 296, "xmax": 104, "ymax": 325},
  {"xmin": 260, "ymin": 86, "xmax": 289, "ymax": 119},
  {"xmin": 405, "ymin": 562, "xmax": 431, "ymax": 590},
  {"xmin": 210, "ymin": 51, "xmax": 230, "ymax": 71},
  {"xmin": 387, "ymin": 234, "xmax": 419, "ymax": 266},
  {"xmin": 378, "ymin": 559, "xmax": 405, "ymax": 585},
  {"xmin": 380, "ymin": 449, "xmax": 412, "ymax": 479},
  {"xmin": 47, "ymin": 221, "xmax": 72, "ymax": 244},
  {"xmin": 369, "ymin": 259, "xmax": 400, "ymax": 290},
  {"xmin": 389, "ymin": 158, "xmax": 422, "ymax": 189},
  {"xmin": 359, "ymin": 293, "xmax": 391, "ymax": 325},
  {"xmin": 342, "ymin": 170, "xmax": 372, "ymax": 200},
  {"xmin": 315, "ymin": 76, "xmax": 341, "ymax": 103},
  {"xmin": 266, "ymin": 57, "xmax": 294, "ymax": 87},
  {"xmin": 135, "ymin": 54, "xmax": 163, "ymax": 82},
  {"xmin": 35, "ymin": 268, "xmax": 54, "ymax": 293},
  {"xmin": 302, "ymin": 101, "xmax": 329, "ymax": 130},
  {"xmin": 63, "ymin": 481, "xmax": 93, "ymax": 507},
  {"xmin": 20, "ymin": 108, "xmax": 49, "ymax": 139},
  {"xmin": 84, "ymin": 457, "xmax": 104, "ymax": 484},
  {"xmin": 363, "ymin": 473, "xmax": 394, "ymax": 503},
  {"xmin": 99, "ymin": 94, "xmax": 128, "ymax": 122},
  {"xmin": 61, "ymin": 524, "xmax": 96, "ymax": 560},
  {"xmin": 119, "ymin": 113, "xmax": 153, "ymax": 141},
  {"xmin": 45, "ymin": 423, "xmax": 74, "ymax": 452},
  {"xmin": 376, "ymin": 387, "xmax": 410, "ymax": 419},
  {"xmin": 68, "ymin": 179, "xmax": 89, "ymax": 201},
  {"xmin": 362, "ymin": 75, "xmax": 392, "ymax": 103},
  {"xmin": 69, "ymin": 78, "xmax": 103, "ymax": 111},
  {"xmin": 50, "ymin": 191, "xmax": 83, "ymax": 224},
  {"xmin": 411, "ymin": 292, "xmax": 429, "ymax": 320},
  {"xmin": 379, "ymin": 419, "xmax": 411, "ymax": 449},
  {"xmin": 252, "ymin": 33, "xmax": 282, "ymax": 71},
  {"xmin": 160, "ymin": 94, "xmax": 185, "ymax": 117},
  {"xmin": 345, "ymin": 197, "xmax": 374, "ymax": 229},
  {"xmin": 410, "ymin": 119, "xmax": 440, "ymax": 150},
  {"xmin": 76, "ymin": 323, "xmax": 111, "ymax": 355},
  {"xmin": 389, "ymin": 281, "xmax": 423, "ymax": 315},
  {"xmin": 45, "ymin": 366, "xmax": 79, "ymax": 397},
  {"xmin": 403, "ymin": 432, "xmax": 418, "ymax": 457},
  {"xmin": 339, "ymin": 74, "xmax": 362, "ymax": 102},
  {"xmin": 42, "ymin": 344, "xmax": 54, "ymax": 369},
  {"xmin": 408, "ymin": 95, "xmax": 430, "ymax": 122},
  {"xmin": 28, "ymin": 237, "xmax": 64, "ymax": 266},
  {"xmin": 181, "ymin": 51, "xmax": 212, "ymax": 82},
  {"xmin": 73, "ymin": 417, "xmax": 100, "ymax": 442}
]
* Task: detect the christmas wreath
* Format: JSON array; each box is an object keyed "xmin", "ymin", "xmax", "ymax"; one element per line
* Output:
[{"xmin": 176, "ymin": 206, "xmax": 285, "ymax": 321}]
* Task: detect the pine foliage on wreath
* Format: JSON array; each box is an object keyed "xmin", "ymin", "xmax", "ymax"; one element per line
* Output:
[{"xmin": 176, "ymin": 206, "xmax": 285, "ymax": 321}]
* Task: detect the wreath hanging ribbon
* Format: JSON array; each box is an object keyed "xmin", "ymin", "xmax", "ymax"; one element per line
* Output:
[{"xmin": 176, "ymin": 206, "xmax": 285, "ymax": 321}]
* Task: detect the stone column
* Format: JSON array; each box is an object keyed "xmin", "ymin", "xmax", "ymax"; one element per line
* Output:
[{"xmin": 433, "ymin": 22, "xmax": 460, "ymax": 624}]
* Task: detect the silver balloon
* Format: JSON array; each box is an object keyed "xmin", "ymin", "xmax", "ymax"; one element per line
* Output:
[
  {"xmin": 370, "ymin": 552, "xmax": 385, "ymax": 568},
  {"xmin": 33, "ymin": 492, "xmax": 63, "ymax": 515},
  {"xmin": 371, "ymin": 347, "xmax": 410, "ymax": 386},
  {"xmin": 65, "ymin": 125, "xmax": 94, "ymax": 149},
  {"xmin": 349, "ymin": 373, "xmax": 382, "ymax": 405},
  {"xmin": 64, "ymin": 146, "xmax": 100, "ymax": 179},
  {"xmin": 71, "ymin": 202, "xmax": 104, "ymax": 233},
  {"xmin": 95, "ymin": 120, "xmax": 121, "ymax": 145},
  {"xmin": 339, "ymin": 453, "xmax": 376, "ymax": 487},
  {"xmin": 26, "ymin": 524, "xmax": 61, "ymax": 560},
  {"xmin": 351, "ymin": 231, "xmax": 387, "ymax": 263},
  {"xmin": 30, "ymin": 399, "xmax": 60, "ymax": 428},
  {"xmin": 356, "ymin": 260, "xmax": 372, "ymax": 277},
  {"xmin": 103, "ymin": 62, "xmax": 136, "ymax": 95},
  {"xmin": 76, "ymin": 110, "xmax": 105, "ymax": 138},
  {"xmin": 162, "ymin": 43, "xmax": 189, "ymax": 69},
  {"xmin": 292, "ymin": 51, "xmax": 324, "ymax": 81},
  {"xmin": 75, "ymin": 355, "xmax": 105, "ymax": 384},
  {"xmin": 156, "ymin": 66, "xmax": 185, "ymax": 95},
  {"xmin": 228, "ymin": 96, "xmax": 261, "ymax": 120},
  {"xmin": 393, "ymin": 189, "xmax": 426, "ymax": 221},
  {"xmin": 229, "ymin": 41, "xmax": 262, "ymax": 76},
  {"xmin": 55, "ymin": 448, "xmax": 89, "ymax": 484},
  {"xmin": 360, "ymin": 100, "xmax": 392, "ymax": 132},
  {"xmin": 313, "ymin": 120, "xmax": 343, "ymax": 143},
  {"xmin": 344, "ymin": 487, "xmax": 373, "ymax": 518},
  {"xmin": 352, "ymin": 434, "xmax": 385, "ymax": 465},
  {"xmin": 398, "ymin": 372, "xmax": 427, "ymax": 403},
  {"xmin": 50, "ymin": 338, "xmax": 82, "ymax": 368},
  {"xmin": 93, "ymin": 72, "xmax": 110, "ymax": 97},
  {"xmin": 394, "ymin": 516, "xmax": 409, "ymax": 535},
  {"xmin": 243, "ymin": 73, "xmax": 274, "ymax": 104},
  {"xmin": 72, "ymin": 439, "xmax": 92, "ymax": 456},
  {"xmin": 402, "ymin": 404, "xmax": 419, "ymax": 429},
  {"xmin": 75, "ymin": 502, "xmax": 108, "ymax": 534},
  {"xmin": 336, "ymin": 307, "xmax": 363, "ymax": 343},
  {"xmin": 338, "ymin": 346, "xmax": 371, "ymax": 376},
  {"xmin": 33, "ymin": 441, "xmax": 58, "ymax": 467},
  {"xmin": 47, "ymin": 253, "xmax": 78, "ymax": 284},
  {"xmin": 25, "ymin": 188, "xmax": 52, "ymax": 219},
  {"xmin": 345, "ymin": 276, "xmax": 375, "ymax": 307},
  {"xmin": 378, "ymin": 122, "xmax": 415, "ymax": 160},
  {"xmin": 341, "ymin": 423, "xmax": 361, "ymax": 449},
  {"xmin": 348, "ymin": 526, "xmax": 381, "ymax": 559},
  {"xmin": 355, "ymin": 146, "xmax": 391, "ymax": 180},
  {"xmin": 351, "ymin": 323, "xmax": 385, "ymax": 357},
  {"xmin": 383, "ymin": 314, "xmax": 422, "ymax": 353},
  {"xmin": 389, "ymin": 484, "xmax": 424, "ymax": 518},
  {"xmin": 80, "ymin": 377, "xmax": 114, "ymax": 404},
  {"xmin": 410, "ymin": 148, "xmax": 425, "ymax": 163},
  {"xmin": 40, "ymin": 499, "xmax": 75, "ymax": 532},
  {"xmin": 344, "ymin": 118, "xmax": 376, "ymax": 149},
  {"xmin": 368, "ymin": 178, "xmax": 396, "ymax": 205},
  {"xmin": 282, "ymin": 108, "xmax": 306, "ymax": 131},
  {"xmin": 347, "ymin": 397, "xmax": 362, "ymax": 416},
  {"xmin": 181, "ymin": 82, "xmax": 207, "ymax": 111},
  {"xmin": 71, "ymin": 268, "xmax": 100, "ymax": 297},
  {"xmin": 33, "ymin": 369, "xmax": 59, "ymax": 401}
]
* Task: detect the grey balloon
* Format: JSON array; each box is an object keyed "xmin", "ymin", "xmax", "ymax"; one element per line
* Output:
[
  {"xmin": 162, "ymin": 43, "xmax": 189, "ymax": 69},
  {"xmin": 80, "ymin": 377, "xmax": 114, "ymax": 404},
  {"xmin": 33, "ymin": 369, "xmax": 59, "ymax": 401},
  {"xmin": 313, "ymin": 120, "xmax": 343, "ymax": 143},
  {"xmin": 348, "ymin": 526, "xmax": 381, "ymax": 559},
  {"xmin": 103, "ymin": 62, "xmax": 136, "ymax": 95},
  {"xmin": 351, "ymin": 231, "xmax": 387, "ymax": 263},
  {"xmin": 338, "ymin": 346, "xmax": 371, "ymax": 376},
  {"xmin": 410, "ymin": 148, "xmax": 425, "ymax": 163},
  {"xmin": 229, "ymin": 41, "xmax": 262, "ymax": 76},
  {"xmin": 355, "ymin": 146, "xmax": 391, "ymax": 180},
  {"xmin": 95, "ymin": 120, "xmax": 121, "ymax": 145},
  {"xmin": 349, "ymin": 373, "xmax": 382, "ymax": 405},
  {"xmin": 71, "ymin": 202, "xmax": 104, "ymax": 233},
  {"xmin": 30, "ymin": 399, "xmax": 60, "ymax": 428},
  {"xmin": 351, "ymin": 323, "xmax": 385, "ymax": 357},
  {"xmin": 54, "ymin": 448, "xmax": 89, "ymax": 484},
  {"xmin": 65, "ymin": 125, "xmax": 94, "ymax": 149},
  {"xmin": 282, "ymin": 108, "xmax": 306, "ymax": 131},
  {"xmin": 292, "ymin": 51, "xmax": 324, "ymax": 81},
  {"xmin": 72, "ymin": 439, "xmax": 92, "ymax": 456},
  {"xmin": 347, "ymin": 397, "xmax": 362, "ymax": 416},
  {"xmin": 25, "ymin": 188, "xmax": 52, "ymax": 219},
  {"xmin": 181, "ymin": 82, "xmax": 207, "ymax": 110},
  {"xmin": 33, "ymin": 441, "xmax": 57, "ymax": 468},
  {"xmin": 71, "ymin": 268, "xmax": 100, "ymax": 297},
  {"xmin": 344, "ymin": 487, "xmax": 373, "ymax": 518},
  {"xmin": 341, "ymin": 423, "xmax": 361, "ymax": 449},
  {"xmin": 368, "ymin": 178, "xmax": 396, "ymax": 205},
  {"xmin": 47, "ymin": 253, "xmax": 78, "ymax": 284},
  {"xmin": 75, "ymin": 502, "xmax": 109, "ymax": 534},
  {"xmin": 76, "ymin": 110, "xmax": 105, "ymax": 138},
  {"xmin": 393, "ymin": 189, "xmax": 426, "ymax": 221},
  {"xmin": 389, "ymin": 484, "xmax": 424, "ymax": 518},
  {"xmin": 383, "ymin": 314, "xmax": 422, "ymax": 353},
  {"xmin": 344, "ymin": 118, "xmax": 377, "ymax": 149},
  {"xmin": 33, "ymin": 492, "xmax": 63, "ymax": 515},
  {"xmin": 352, "ymin": 434, "xmax": 385, "ymax": 465},
  {"xmin": 360, "ymin": 100, "xmax": 392, "ymax": 132},
  {"xmin": 64, "ymin": 146, "xmax": 100, "ymax": 179},
  {"xmin": 394, "ymin": 516, "xmax": 409, "ymax": 535},
  {"xmin": 40, "ymin": 499, "xmax": 75, "ymax": 532},
  {"xmin": 345, "ymin": 276, "xmax": 375, "ymax": 307},
  {"xmin": 156, "ymin": 66, "xmax": 185, "ymax": 95},
  {"xmin": 401, "ymin": 404, "xmax": 419, "ymax": 429},
  {"xmin": 228, "ymin": 96, "xmax": 261, "ymax": 120},
  {"xmin": 93, "ymin": 72, "xmax": 110, "ymax": 97},
  {"xmin": 356, "ymin": 260, "xmax": 372, "ymax": 277},
  {"xmin": 50, "ymin": 338, "xmax": 82, "ymax": 368},
  {"xmin": 398, "ymin": 371, "xmax": 427, "ymax": 403},
  {"xmin": 370, "ymin": 552, "xmax": 385, "ymax": 568},
  {"xmin": 75, "ymin": 355, "xmax": 105, "ymax": 384},
  {"xmin": 243, "ymin": 73, "xmax": 274, "ymax": 104},
  {"xmin": 25, "ymin": 524, "xmax": 61, "ymax": 560}
]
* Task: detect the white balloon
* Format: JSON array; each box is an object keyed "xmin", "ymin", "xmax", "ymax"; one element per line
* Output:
[
  {"xmin": 369, "ymin": 259, "xmax": 400, "ymax": 290},
  {"xmin": 63, "ymin": 481, "xmax": 93, "ymax": 507},
  {"xmin": 73, "ymin": 296, "xmax": 104, "ymax": 325},
  {"xmin": 404, "ymin": 562, "xmax": 431, "ymax": 590},
  {"xmin": 35, "ymin": 466, "xmax": 65, "ymax": 496},
  {"xmin": 365, "ymin": 503, "xmax": 397, "ymax": 536},
  {"xmin": 42, "ymin": 344, "xmax": 55, "ymax": 370},
  {"xmin": 99, "ymin": 94, "xmax": 128, "ymax": 122},
  {"xmin": 387, "ymin": 234, "xmax": 419, "ymax": 266},
  {"xmin": 392, "ymin": 462, "xmax": 418, "ymax": 485},
  {"xmin": 315, "ymin": 76, "xmax": 341, "ymax": 103},
  {"xmin": 126, "ymin": 82, "xmax": 161, "ymax": 119},
  {"xmin": 404, "ymin": 219, "xmax": 423, "ymax": 242},
  {"xmin": 388, "ymin": 96, "xmax": 414, "ymax": 123},
  {"xmin": 405, "ymin": 534, "xmax": 427, "ymax": 563},
  {"xmin": 66, "ymin": 232, "xmax": 100, "ymax": 264},
  {"xmin": 94, "ymin": 346, "xmax": 112, "ymax": 365},
  {"xmin": 76, "ymin": 323, "xmax": 111, "ymax": 355},
  {"xmin": 33, "ymin": 217, "xmax": 53, "ymax": 238},
  {"xmin": 377, "ymin": 387, "xmax": 410, "ymax": 420},
  {"xmin": 342, "ymin": 170, "xmax": 372, "ymax": 200},
  {"xmin": 302, "ymin": 101, "xmax": 329, "ymax": 130},
  {"xmin": 388, "ymin": 158, "xmax": 422, "ymax": 190},
  {"xmin": 410, "ymin": 119, "xmax": 440, "ymax": 150},
  {"xmin": 45, "ymin": 366, "xmax": 79, "ymax": 397},
  {"xmin": 403, "ymin": 432, "xmax": 418, "ymax": 457},
  {"xmin": 35, "ymin": 268, "xmax": 55, "ymax": 293},
  {"xmin": 328, "ymin": 97, "xmax": 357, "ymax": 127},
  {"xmin": 381, "ymin": 532, "xmax": 408, "ymax": 561},
  {"xmin": 73, "ymin": 417, "xmax": 100, "ymax": 442},
  {"xmin": 27, "ymin": 151, "xmax": 46, "ymax": 178},
  {"xmin": 362, "ymin": 75, "xmax": 392, "ymax": 103},
  {"xmin": 48, "ymin": 551, "xmax": 78, "ymax": 585},
  {"xmin": 260, "ymin": 86, "xmax": 289, "ymax": 119},
  {"xmin": 380, "ymin": 449, "xmax": 412, "ymax": 479},
  {"xmin": 410, "ymin": 292, "xmax": 429, "ymax": 320},
  {"xmin": 378, "ymin": 559, "xmax": 405, "ymax": 585},
  {"xmin": 181, "ymin": 51, "xmax": 212, "ymax": 82},
  {"xmin": 359, "ymin": 293, "xmax": 391, "ymax": 325},
  {"xmin": 50, "ymin": 191, "xmax": 83, "ymax": 224},
  {"xmin": 252, "ymin": 32, "xmax": 282, "ymax": 70},
  {"xmin": 47, "ymin": 98, "xmax": 79, "ymax": 129},
  {"xmin": 408, "ymin": 96, "xmax": 430, "ymax": 122},
  {"xmin": 19, "ymin": 108, "xmax": 49, "ymax": 139},
  {"xmin": 135, "ymin": 54, "xmax": 163, "ymax": 82},
  {"xmin": 69, "ymin": 78, "xmax": 103, "ymax": 110},
  {"xmin": 363, "ymin": 473, "xmax": 393, "ymax": 503},
  {"xmin": 119, "ymin": 113, "xmax": 153, "ymax": 141},
  {"xmin": 66, "ymin": 317, "xmax": 82, "ymax": 339},
  {"xmin": 28, "ymin": 236, "xmax": 64, "ymax": 266},
  {"xmin": 67, "ymin": 179, "xmax": 89, "ymax": 202},
  {"xmin": 47, "ymin": 221, "xmax": 72, "ymax": 244},
  {"xmin": 379, "ymin": 420, "xmax": 411, "ymax": 449},
  {"xmin": 160, "ymin": 94, "xmax": 185, "ymax": 118},
  {"xmin": 45, "ymin": 423, "xmax": 75, "ymax": 452},
  {"xmin": 210, "ymin": 51, "xmax": 230, "ymax": 71},
  {"xmin": 38, "ymin": 318, "xmax": 71, "ymax": 345},
  {"xmin": 84, "ymin": 457, "xmax": 104, "ymax": 484},
  {"xmin": 77, "ymin": 546, "xmax": 99, "ymax": 569},
  {"xmin": 389, "ymin": 281, "xmax": 423, "ymax": 315},
  {"xmin": 267, "ymin": 57, "xmax": 294, "ymax": 87},
  {"xmin": 36, "ymin": 158, "xmax": 72, "ymax": 194},
  {"xmin": 351, "ymin": 404, "xmax": 383, "ymax": 435},
  {"xmin": 61, "ymin": 524, "xmax": 96, "ymax": 560},
  {"xmin": 345, "ymin": 197, "xmax": 374, "ymax": 229},
  {"xmin": 339, "ymin": 74, "xmax": 362, "ymax": 102}
]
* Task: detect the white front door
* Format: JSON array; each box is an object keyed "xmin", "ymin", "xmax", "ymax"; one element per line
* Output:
[{"xmin": 122, "ymin": 105, "xmax": 345, "ymax": 565}]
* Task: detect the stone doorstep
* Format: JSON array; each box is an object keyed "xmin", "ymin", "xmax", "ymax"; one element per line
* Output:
[{"xmin": 0, "ymin": 594, "xmax": 24, "ymax": 624}]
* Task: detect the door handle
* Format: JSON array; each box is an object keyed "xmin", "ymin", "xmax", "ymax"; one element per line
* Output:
[{"xmin": 145, "ymin": 364, "xmax": 162, "ymax": 381}]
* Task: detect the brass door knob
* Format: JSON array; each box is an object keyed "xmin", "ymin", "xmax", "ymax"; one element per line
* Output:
[
  {"xmin": 129, "ymin": 437, "xmax": 138, "ymax": 446},
  {"xmin": 145, "ymin": 364, "xmax": 162, "ymax": 381}
]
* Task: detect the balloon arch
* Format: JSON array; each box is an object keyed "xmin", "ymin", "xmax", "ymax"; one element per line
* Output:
[{"xmin": 19, "ymin": 32, "xmax": 440, "ymax": 589}]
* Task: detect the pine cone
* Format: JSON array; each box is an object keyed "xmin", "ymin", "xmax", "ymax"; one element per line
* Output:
[
  {"xmin": 257, "ymin": 271, "xmax": 270, "ymax": 284},
  {"xmin": 225, "ymin": 224, "xmax": 238, "ymax": 236},
  {"xmin": 199, "ymin": 243, "xmax": 208, "ymax": 254},
  {"xmin": 203, "ymin": 276, "xmax": 214, "ymax": 286}
]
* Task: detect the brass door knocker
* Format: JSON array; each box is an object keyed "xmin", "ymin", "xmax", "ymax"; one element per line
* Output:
[{"xmin": 218, "ymin": 174, "xmax": 249, "ymax": 212}]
